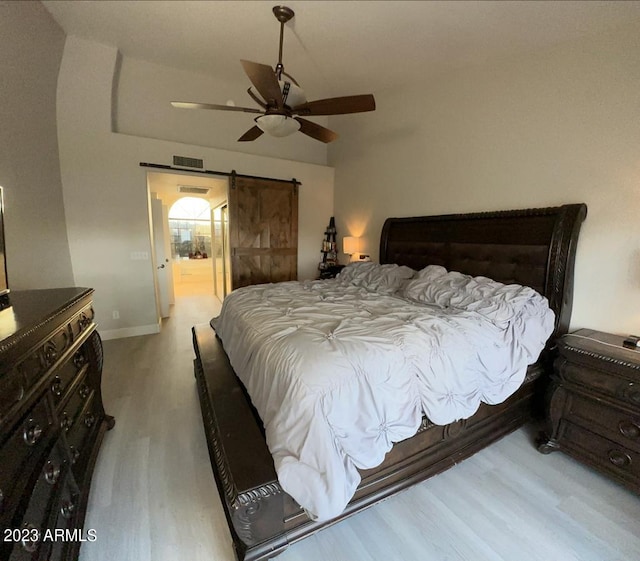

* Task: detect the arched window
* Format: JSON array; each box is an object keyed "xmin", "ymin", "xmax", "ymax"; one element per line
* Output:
[{"xmin": 169, "ymin": 197, "xmax": 211, "ymax": 259}]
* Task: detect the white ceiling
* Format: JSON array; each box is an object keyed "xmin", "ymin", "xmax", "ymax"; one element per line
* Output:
[{"xmin": 42, "ymin": 1, "xmax": 640, "ymax": 99}]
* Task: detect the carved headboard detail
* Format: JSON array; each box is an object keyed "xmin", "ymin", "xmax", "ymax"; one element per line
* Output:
[{"xmin": 380, "ymin": 204, "xmax": 587, "ymax": 339}]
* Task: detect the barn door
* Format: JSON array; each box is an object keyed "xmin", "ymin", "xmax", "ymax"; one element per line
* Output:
[{"xmin": 228, "ymin": 174, "xmax": 298, "ymax": 289}]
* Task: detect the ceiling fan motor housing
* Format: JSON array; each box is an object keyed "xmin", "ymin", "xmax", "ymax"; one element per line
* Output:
[{"xmin": 250, "ymin": 80, "xmax": 307, "ymax": 110}]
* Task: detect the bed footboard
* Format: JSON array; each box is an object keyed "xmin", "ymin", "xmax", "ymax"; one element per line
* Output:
[{"xmin": 193, "ymin": 324, "xmax": 288, "ymax": 561}]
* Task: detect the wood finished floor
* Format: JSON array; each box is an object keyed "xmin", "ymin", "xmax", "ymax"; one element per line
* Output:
[{"xmin": 80, "ymin": 294, "xmax": 640, "ymax": 561}]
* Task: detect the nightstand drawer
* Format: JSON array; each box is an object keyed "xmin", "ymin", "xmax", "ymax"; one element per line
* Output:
[
  {"xmin": 556, "ymin": 360, "xmax": 640, "ymax": 407},
  {"xmin": 565, "ymin": 393, "xmax": 640, "ymax": 453},
  {"xmin": 560, "ymin": 421, "xmax": 639, "ymax": 483}
]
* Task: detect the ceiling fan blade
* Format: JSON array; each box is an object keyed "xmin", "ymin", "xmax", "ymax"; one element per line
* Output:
[
  {"xmin": 246, "ymin": 88, "xmax": 267, "ymax": 109},
  {"xmin": 295, "ymin": 118, "xmax": 338, "ymax": 143},
  {"xmin": 171, "ymin": 101, "xmax": 262, "ymax": 114},
  {"xmin": 293, "ymin": 94, "xmax": 376, "ymax": 116},
  {"xmin": 240, "ymin": 60, "xmax": 283, "ymax": 109},
  {"xmin": 238, "ymin": 126, "xmax": 264, "ymax": 142}
]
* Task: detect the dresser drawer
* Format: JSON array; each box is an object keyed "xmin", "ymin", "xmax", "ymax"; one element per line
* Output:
[
  {"xmin": 556, "ymin": 359, "xmax": 640, "ymax": 407},
  {"xmin": 565, "ymin": 392, "xmax": 640, "ymax": 453},
  {"xmin": 0, "ymin": 372, "xmax": 27, "ymax": 424},
  {"xmin": 5, "ymin": 443, "xmax": 68, "ymax": 560},
  {"xmin": 12, "ymin": 322, "xmax": 76, "ymax": 397},
  {"xmin": 66, "ymin": 395, "xmax": 102, "ymax": 480},
  {"xmin": 44, "ymin": 475, "xmax": 81, "ymax": 561},
  {"xmin": 7, "ymin": 472, "xmax": 80, "ymax": 561},
  {"xmin": 0, "ymin": 394, "xmax": 54, "ymax": 511},
  {"xmin": 1, "ymin": 315, "xmax": 93, "ymax": 427},
  {"xmin": 57, "ymin": 371, "xmax": 93, "ymax": 437},
  {"xmin": 49, "ymin": 350, "xmax": 89, "ymax": 410},
  {"xmin": 560, "ymin": 421, "xmax": 639, "ymax": 482}
]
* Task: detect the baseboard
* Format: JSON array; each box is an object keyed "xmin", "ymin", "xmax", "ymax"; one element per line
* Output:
[{"xmin": 99, "ymin": 322, "xmax": 161, "ymax": 340}]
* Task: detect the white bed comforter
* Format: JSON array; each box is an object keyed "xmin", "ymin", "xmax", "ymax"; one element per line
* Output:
[{"xmin": 212, "ymin": 269, "xmax": 554, "ymax": 522}]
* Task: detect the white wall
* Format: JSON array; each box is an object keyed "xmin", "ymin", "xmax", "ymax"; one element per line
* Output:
[
  {"xmin": 57, "ymin": 36, "xmax": 334, "ymax": 339},
  {"xmin": 0, "ymin": 1, "xmax": 74, "ymax": 289},
  {"xmin": 329, "ymin": 25, "xmax": 640, "ymax": 335}
]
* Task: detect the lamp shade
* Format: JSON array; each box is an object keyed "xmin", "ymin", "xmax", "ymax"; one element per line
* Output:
[
  {"xmin": 343, "ymin": 236, "xmax": 359, "ymax": 255},
  {"xmin": 255, "ymin": 114, "xmax": 301, "ymax": 137}
]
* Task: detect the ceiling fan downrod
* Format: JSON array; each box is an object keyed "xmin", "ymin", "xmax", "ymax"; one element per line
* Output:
[{"xmin": 273, "ymin": 5, "xmax": 294, "ymax": 80}]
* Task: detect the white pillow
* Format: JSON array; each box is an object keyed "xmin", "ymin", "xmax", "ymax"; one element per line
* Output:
[
  {"xmin": 403, "ymin": 265, "xmax": 552, "ymax": 324},
  {"xmin": 337, "ymin": 262, "xmax": 415, "ymax": 295},
  {"xmin": 336, "ymin": 262, "xmax": 378, "ymax": 284},
  {"xmin": 403, "ymin": 265, "xmax": 555, "ymax": 360}
]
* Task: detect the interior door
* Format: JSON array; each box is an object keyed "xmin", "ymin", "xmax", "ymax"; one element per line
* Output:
[
  {"xmin": 222, "ymin": 204, "xmax": 231, "ymax": 296},
  {"xmin": 228, "ymin": 175, "xmax": 298, "ymax": 289},
  {"xmin": 151, "ymin": 198, "xmax": 170, "ymax": 318},
  {"xmin": 211, "ymin": 204, "xmax": 231, "ymax": 300}
]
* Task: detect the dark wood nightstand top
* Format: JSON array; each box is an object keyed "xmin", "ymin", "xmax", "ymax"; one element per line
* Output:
[{"xmin": 559, "ymin": 329, "xmax": 640, "ymax": 372}]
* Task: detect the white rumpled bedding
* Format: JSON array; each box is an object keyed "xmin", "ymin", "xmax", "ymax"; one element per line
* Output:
[{"xmin": 211, "ymin": 264, "xmax": 554, "ymax": 522}]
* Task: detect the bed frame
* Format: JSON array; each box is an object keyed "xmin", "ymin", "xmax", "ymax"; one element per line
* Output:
[{"xmin": 192, "ymin": 204, "xmax": 587, "ymax": 561}]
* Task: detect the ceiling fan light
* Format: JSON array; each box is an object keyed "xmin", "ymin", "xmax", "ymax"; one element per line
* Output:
[{"xmin": 255, "ymin": 114, "xmax": 300, "ymax": 137}]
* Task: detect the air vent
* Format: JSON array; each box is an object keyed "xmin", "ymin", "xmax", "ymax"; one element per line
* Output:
[
  {"xmin": 173, "ymin": 155, "xmax": 203, "ymax": 169},
  {"xmin": 178, "ymin": 185, "xmax": 210, "ymax": 195}
]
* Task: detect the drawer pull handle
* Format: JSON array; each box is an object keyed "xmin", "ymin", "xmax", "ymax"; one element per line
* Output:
[
  {"xmin": 623, "ymin": 383, "xmax": 640, "ymax": 405},
  {"xmin": 43, "ymin": 342, "xmax": 58, "ymax": 364},
  {"xmin": 73, "ymin": 351, "xmax": 87, "ymax": 369},
  {"xmin": 79, "ymin": 313, "xmax": 91, "ymax": 329},
  {"xmin": 21, "ymin": 523, "xmax": 39, "ymax": 553},
  {"xmin": 619, "ymin": 420, "xmax": 640, "ymax": 440},
  {"xmin": 608, "ymin": 450, "xmax": 632, "ymax": 468},
  {"xmin": 60, "ymin": 413, "xmax": 72, "ymax": 432},
  {"xmin": 79, "ymin": 384, "xmax": 90, "ymax": 400},
  {"xmin": 23, "ymin": 421, "xmax": 43, "ymax": 446},
  {"xmin": 51, "ymin": 376, "xmax": 62, "ymax": 396},
  {"xmin": 44, "ymin": 461, "xmax": 61, "ymax": 485},
  {"xmin": 69, "ymin": 445, "xmax": 80, "ymax": 464},
  {"xmin": 60, "ymin": 499, "xmax": 75, "ymax": 519},
  {"xmin": 84, "ymin": 413, "xmax": 96, "ymax": 428}
]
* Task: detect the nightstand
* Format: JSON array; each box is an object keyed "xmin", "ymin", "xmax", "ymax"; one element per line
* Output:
[
  {"xmin": 538, "ymin": 329, "xmax": 640, "ymax": 493},
  {"xmin": 318, "ymin": 264, "xmax": 345, "ymax": 280}
]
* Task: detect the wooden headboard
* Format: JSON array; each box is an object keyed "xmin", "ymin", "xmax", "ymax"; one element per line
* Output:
[{"xmin": 380, "ymin": 204, "xmax": 587, "ymax": 339}]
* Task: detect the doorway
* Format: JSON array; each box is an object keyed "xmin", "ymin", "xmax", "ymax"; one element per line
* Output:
[
  {"xmin": 146, "ymin": 169, "xmax": 300, "ymax": 316},
  {"xmin": 169, "ymin": 196, "xmax": 214, "ymax": 296},
  {"xmin": 146, "ymin": 171, "xmax": 228, "ymax": 307}
]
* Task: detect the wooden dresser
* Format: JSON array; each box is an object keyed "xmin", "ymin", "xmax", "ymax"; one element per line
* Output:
[
  {"xmin": 0, "ymin": 288, "xmax": 114, "ymax": 560},
  {"xmin": 539, "ymin": 329, "xmax": 640, "ymax": 493}
]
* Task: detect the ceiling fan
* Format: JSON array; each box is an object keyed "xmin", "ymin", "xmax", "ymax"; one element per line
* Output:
[{"xmin": 171, "ymin": 5, "xmax": 376, "ymax": 143}]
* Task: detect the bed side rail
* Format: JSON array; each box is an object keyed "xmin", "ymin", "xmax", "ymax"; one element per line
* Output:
[{"xmin": 192, "ymin": 323, "xmax": 287, "ymax": 560}]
